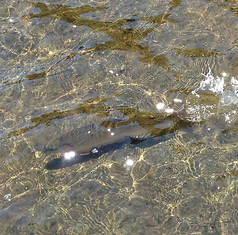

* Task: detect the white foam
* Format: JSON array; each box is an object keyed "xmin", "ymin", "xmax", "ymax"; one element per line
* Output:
[{"xmin": 200, "ymin": 68, "xmax": 224, "ymax": 94}]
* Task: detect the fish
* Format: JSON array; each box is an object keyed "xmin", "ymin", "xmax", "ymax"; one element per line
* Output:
[
  {"xmin": 44, "ymin": 118, "xmax": 190, "ymax": 170},
  {"xmin": 45, "ymin": 68, "xmax": 238, "ymax": 170},
  {"xmin": 44, "ymin": 124, "xmax": 148, "ymax": 170},
  {"xmin": 45, "ymin": 135, "xmax": 134, "ymax": 170}
]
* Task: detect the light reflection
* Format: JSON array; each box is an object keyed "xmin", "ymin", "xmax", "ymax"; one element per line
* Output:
[
  {"xmin": 165, "ymin": 108, "xmax": 174, "ymax": 114},
  {"xmin": 124, "ymin": 156, "xmax": 135, "ymax": 171},
  {"xmin": 174, "ymin": 98, "xmax": 182, "ymax": 103},
  {"xmin": 156, "ymin": 102, "xmax": 165, "ymax": 110},
  {"xmin": 4, "ymin": 194, "xmax": 11, "ymax": 201},
  {"xmin": 64, "ymin": 151, "xmax": 76, "ymax": 160},
  {"xmin": 221, "ymin": 72, "xmax": 227, "ymax": 77},
  {"xmin": 231, "ymin": 77, "xmax": 238, "ymax": 85},
  {"xmin": 125, "ymin": 158, "xmax": 134, "ymax": 166},
  {"xmin": 91, "ymin": 148, "xmax": 99, "ymax": 153}
]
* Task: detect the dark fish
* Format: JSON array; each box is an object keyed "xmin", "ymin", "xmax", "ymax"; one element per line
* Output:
[
  {"xmin": 45, "ymin": 124, "xmax": 149, "ymax": 170},
  {"xmin": 45, "ymin": 136, "xmax": 142, "ymax": 170},
  {"xmin": 44, "ymin": 118, "xmax": 190, "ymax": 170}
]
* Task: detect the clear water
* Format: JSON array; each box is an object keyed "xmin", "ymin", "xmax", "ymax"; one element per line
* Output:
[{"xmin": 0, "ymin": 0, "xmax": 238, "ymax": 234}]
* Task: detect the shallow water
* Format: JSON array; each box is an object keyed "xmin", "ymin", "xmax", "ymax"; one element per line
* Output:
[{"xmin": 1, "ymin": 0, "xmax": 238, "ymax": 234}]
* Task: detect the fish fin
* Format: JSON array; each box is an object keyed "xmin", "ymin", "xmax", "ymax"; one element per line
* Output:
[{"xmin": 129, "ymin": 137, "xmax": 146, "ymax": 145}]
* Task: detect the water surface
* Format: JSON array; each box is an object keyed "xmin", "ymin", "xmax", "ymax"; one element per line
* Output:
[{"xmin": 1, "ymin": 0, "xmax": 238, "ymax": 234}]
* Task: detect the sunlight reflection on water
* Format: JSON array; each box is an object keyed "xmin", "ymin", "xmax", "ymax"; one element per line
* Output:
[{"xmin": 0, "ymin": 0, "xmax": 238, "ymax": 234}]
